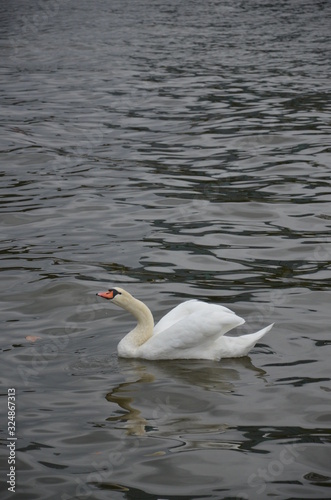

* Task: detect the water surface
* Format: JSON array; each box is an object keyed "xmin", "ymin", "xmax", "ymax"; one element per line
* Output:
[{"xmin": 1, "ymin": 0, "xmax": 331, "ymax": 499}]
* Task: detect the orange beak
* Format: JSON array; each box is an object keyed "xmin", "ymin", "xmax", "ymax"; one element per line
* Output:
[{"xmin": 97, "ymin": 290, "xmax": 114, "ymax": 300}]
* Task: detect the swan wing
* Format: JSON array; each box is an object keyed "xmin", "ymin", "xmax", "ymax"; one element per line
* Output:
[
  {"xmin": 153, "ymin": 300, "xmax": 239, "ymax": 335},
  {"xmin": 138, "ymin": 305, "xmax": 245, "ymax": 360}
]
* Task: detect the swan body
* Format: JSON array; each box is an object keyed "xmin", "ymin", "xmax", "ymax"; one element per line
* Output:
[{"xmin": 97, "ymin": 287, "xmax": 273, "ymax": 361}]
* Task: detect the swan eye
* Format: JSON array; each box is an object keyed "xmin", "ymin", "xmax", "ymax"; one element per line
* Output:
[{"xmin": 109, "ymin": 288, "xmax": 121, "ymax": 297}]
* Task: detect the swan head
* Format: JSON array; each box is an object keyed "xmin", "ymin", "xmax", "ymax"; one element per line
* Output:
[
  {"xmin": 96, "ymin": 287, "xmax": 154, "ymax": 328},
  {"xmin": 97, "ymin": 287, "xmax": 142, "ymax": 313},
  {"xmin": 96, "ymin": 287, "xmax": 128, "ymax": 305}
]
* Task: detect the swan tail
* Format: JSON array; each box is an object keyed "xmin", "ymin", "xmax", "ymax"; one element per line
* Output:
[
  {"xmin": 218, "ymin": 323, "xmax": 274, "ymax": 359},
  {"xmin": 244, "ymin": 323, "xmax": 274, "ymax": 344}
]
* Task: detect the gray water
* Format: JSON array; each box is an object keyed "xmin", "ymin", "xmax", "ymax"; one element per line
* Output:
[{"xmin": 1, "ymin": 0, "xmax": 331, "ymax": 499}]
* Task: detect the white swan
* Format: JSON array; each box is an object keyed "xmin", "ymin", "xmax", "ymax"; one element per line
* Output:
[{"xmin": 97, "ymin": 287, "xmax": 273, "ymax": 361}]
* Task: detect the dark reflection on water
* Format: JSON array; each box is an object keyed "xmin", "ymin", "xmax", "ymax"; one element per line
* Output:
[{"xmin": 1, "ymin": 0, "xmax": 331, "ymax": 498}]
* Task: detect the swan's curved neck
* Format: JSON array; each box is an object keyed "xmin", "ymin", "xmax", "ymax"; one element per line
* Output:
[{"xmin": 117, "ymin": 294, "xmax": 154, "ymax": 355}]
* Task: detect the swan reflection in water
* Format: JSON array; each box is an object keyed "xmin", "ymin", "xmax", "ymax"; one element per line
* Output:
[{"xmin": 105, "ymin": 357, "xmax": 268, "ymax": 436}]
